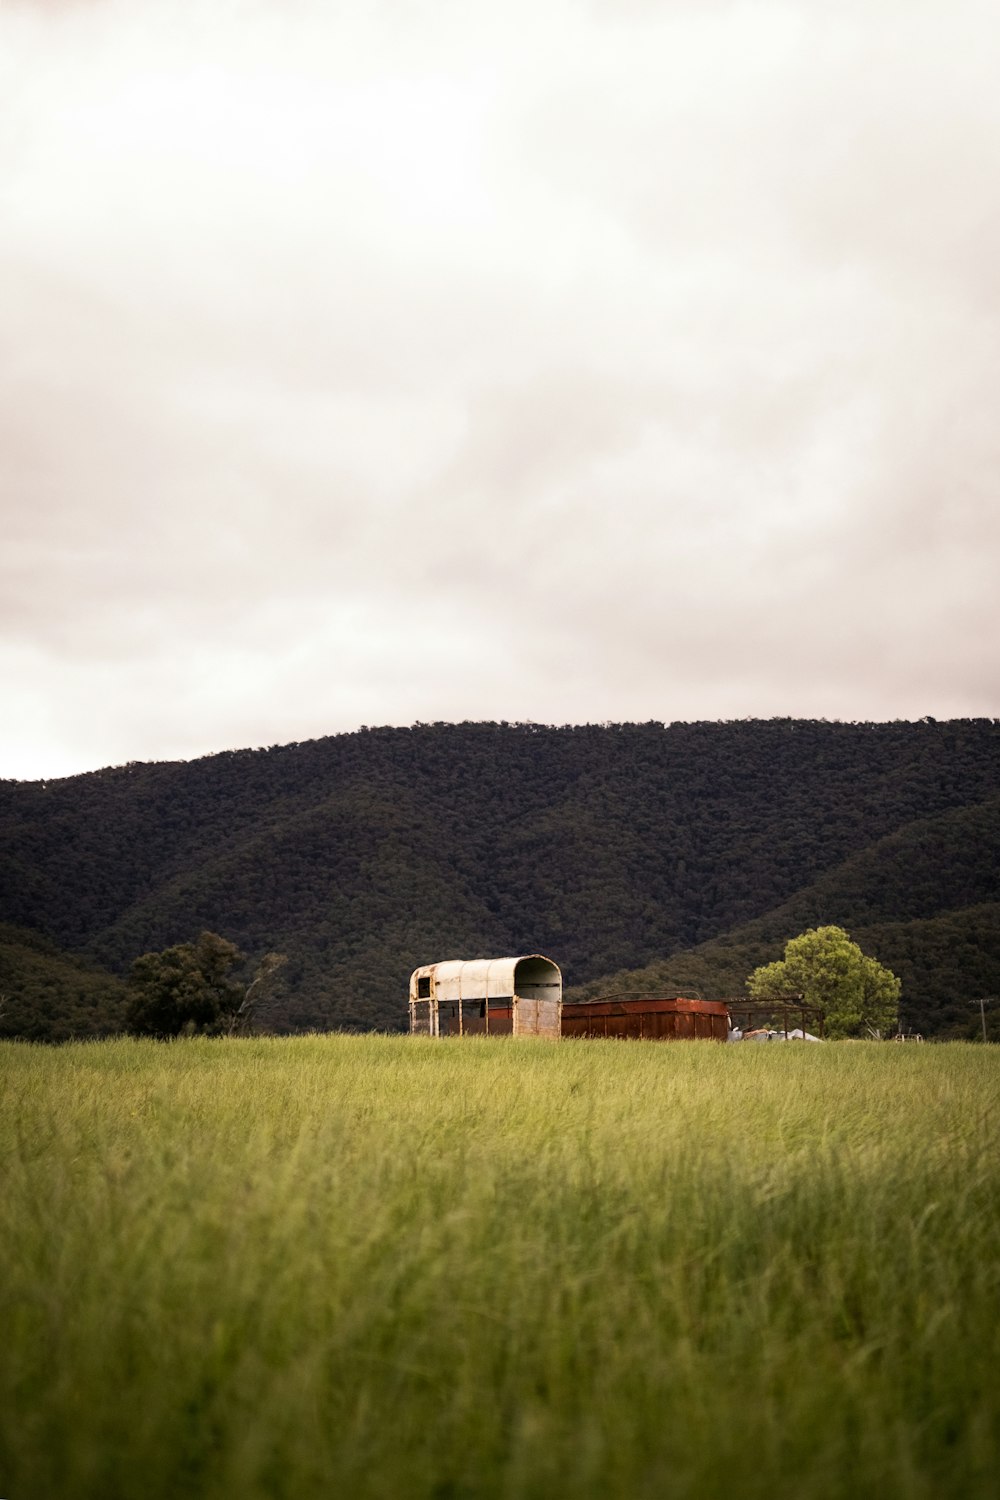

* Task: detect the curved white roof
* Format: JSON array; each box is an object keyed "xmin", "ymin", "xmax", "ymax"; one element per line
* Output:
[{"xmin": 409, "ymin": 955, "xmax": 562, "ymax": 1002}]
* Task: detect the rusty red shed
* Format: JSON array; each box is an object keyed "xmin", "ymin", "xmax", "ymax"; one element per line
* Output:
[{"xmin": 561, "ymin": 994, "xmax": 730, "ymax": 1042}]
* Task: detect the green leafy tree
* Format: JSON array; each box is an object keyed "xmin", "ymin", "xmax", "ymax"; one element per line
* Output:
[
  {"xmin": 126, "ymin": 931, "xmax": 245, "ymax": 1038},
  {"xmin": 748, "ymin": 925, "xmax": 901, "ymax": 1039}
]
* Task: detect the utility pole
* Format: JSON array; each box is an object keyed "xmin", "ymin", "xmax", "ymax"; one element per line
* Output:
[{"xmin": 972, "ymin": 996, "xmax": 996, "ymax": 1043}]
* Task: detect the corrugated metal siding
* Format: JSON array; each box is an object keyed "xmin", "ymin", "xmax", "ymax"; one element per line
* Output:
[{"xmin": 561, "ymin": 997, "xmax": 729, "ymax": 1042}]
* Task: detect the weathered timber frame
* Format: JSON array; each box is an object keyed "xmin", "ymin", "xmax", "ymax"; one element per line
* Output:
[{"xmin": 720, "ymin": 994, "xmax": 826, "ymax": 1039}]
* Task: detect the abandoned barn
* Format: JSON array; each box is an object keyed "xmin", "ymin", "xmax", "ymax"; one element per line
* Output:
[
  {"xmin": 408, "ymin": 958, "xmax": 824, "ymax": 1042},
  {"xmin": 408, "ymin": 955, "xmax": 563, "ymax": 1037}
]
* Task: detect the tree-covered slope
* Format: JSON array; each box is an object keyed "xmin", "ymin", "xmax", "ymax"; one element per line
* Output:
[
  {"xmin": 1, "ymin": 719, "xmax": 997, "ymax": 1035},
  {"xmin": 566, "ymin": 904, "xmax": 1000, "ymax": 1040},
  {"xmin": 735, "ymin": 794, "xmax": 1000, "ymax": 932},
  {"xmin": 0, "ymin": 924, "xmax": 128, "ymax": 1042},
  {"xmin": 568, "ymin": 797, "xmax": 1000, "ymax": 1035}
]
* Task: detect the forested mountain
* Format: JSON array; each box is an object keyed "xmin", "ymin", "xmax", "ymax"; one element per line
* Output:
[{"xmin": 1, "ymin": 719, "xmax": 998, "ymax": 1038}]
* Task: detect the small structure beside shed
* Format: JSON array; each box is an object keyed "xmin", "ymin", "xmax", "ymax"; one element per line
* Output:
[
  {"xmin": 723, "ymin": 996, "xmax": 825, "ymax": 1040},
  {"xmin": 409, "ymin": 955, "xmax": 562, "ymax": 1038},
  {"xmin": 561, "ymin": 993, "xmax": 729, "ymax": 1042}
]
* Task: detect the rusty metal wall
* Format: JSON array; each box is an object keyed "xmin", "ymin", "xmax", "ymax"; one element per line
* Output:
[
  {"xmin": 561, "ymin": 997, "xmax": 729, "ymax": 1043},
  {"xmin": 432, "ymin": 996, "xmax": 560, "ymax": 1038},
  {"xmin": 435, "ymin": 1000, "xmax": 516, "ymax": 1037}
]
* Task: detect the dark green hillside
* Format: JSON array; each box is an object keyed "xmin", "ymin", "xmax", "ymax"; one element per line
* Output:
[
  {"xmin": 569, "ymin": 798, "xmax": 1000, "ymax": 1035},
  {"xmin": 1, "ymin": 719, "xmax": 998, "ymax": 1035},
  {"xmin": 569, "ymin": 904, "xmax": 1000, "ymax": 1039},
  {"xmin": 739, "ymin": 795, "xmax": 1000, "ymax": 931},
  {"xmin": 0, "ymin": 924, "xmax": 127, "ymax": 1042},
  {"xmin": 858, "ymin": 905, "xmax": 1000, "ymax": 1037}
]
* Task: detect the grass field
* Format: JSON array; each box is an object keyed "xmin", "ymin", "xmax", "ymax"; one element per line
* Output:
[{"xmin": 1, "ymin": 1036, "xmax": 998, "ymax": 1500}]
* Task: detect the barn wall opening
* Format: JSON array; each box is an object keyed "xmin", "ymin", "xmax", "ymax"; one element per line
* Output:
[
  {"xmin": 512, "ymin": 956, "xmax": 562, "ymax": 1038},
  {"xmin": 513, "ymin": 956, "xmax": 561, "ymax": 1001}
]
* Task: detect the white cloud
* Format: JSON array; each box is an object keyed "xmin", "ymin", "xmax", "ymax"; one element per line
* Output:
[{"xmin": 1, "ymin": 0, "xmax": 999, "ymax": 778}]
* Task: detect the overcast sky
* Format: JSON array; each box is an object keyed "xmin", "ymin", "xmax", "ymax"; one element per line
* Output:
[{"xmin": 3, "ymin": 0, "xmax": 999, "ymax": 780}]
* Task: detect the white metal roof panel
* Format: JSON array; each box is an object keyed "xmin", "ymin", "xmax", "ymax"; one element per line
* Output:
[{"xmin": 409, "ymin": 955, "xmax": 560, "ymax": 1002}]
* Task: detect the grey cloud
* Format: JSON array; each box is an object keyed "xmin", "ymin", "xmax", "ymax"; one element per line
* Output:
[{"xmin": 1, "ymin": 0, "xmax": 998, "ymax": 778}]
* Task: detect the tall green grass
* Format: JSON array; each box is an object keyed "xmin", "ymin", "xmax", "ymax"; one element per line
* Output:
[{"xmin": 1, "ymin": 1036, "xmax": 997, "ymax": 1499}]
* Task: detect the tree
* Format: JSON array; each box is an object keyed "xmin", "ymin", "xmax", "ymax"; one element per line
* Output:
[
  {"xmin": 125, "ymin": 931, "xmax": 245, "ymax": 1038},
  {"xmin": 747, "ymin": 926, "xmax": 901, "ymax": 1040},
  {"xmin": 225, "ymin": 951, "xmax": 287, "ymax": 1036}
]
